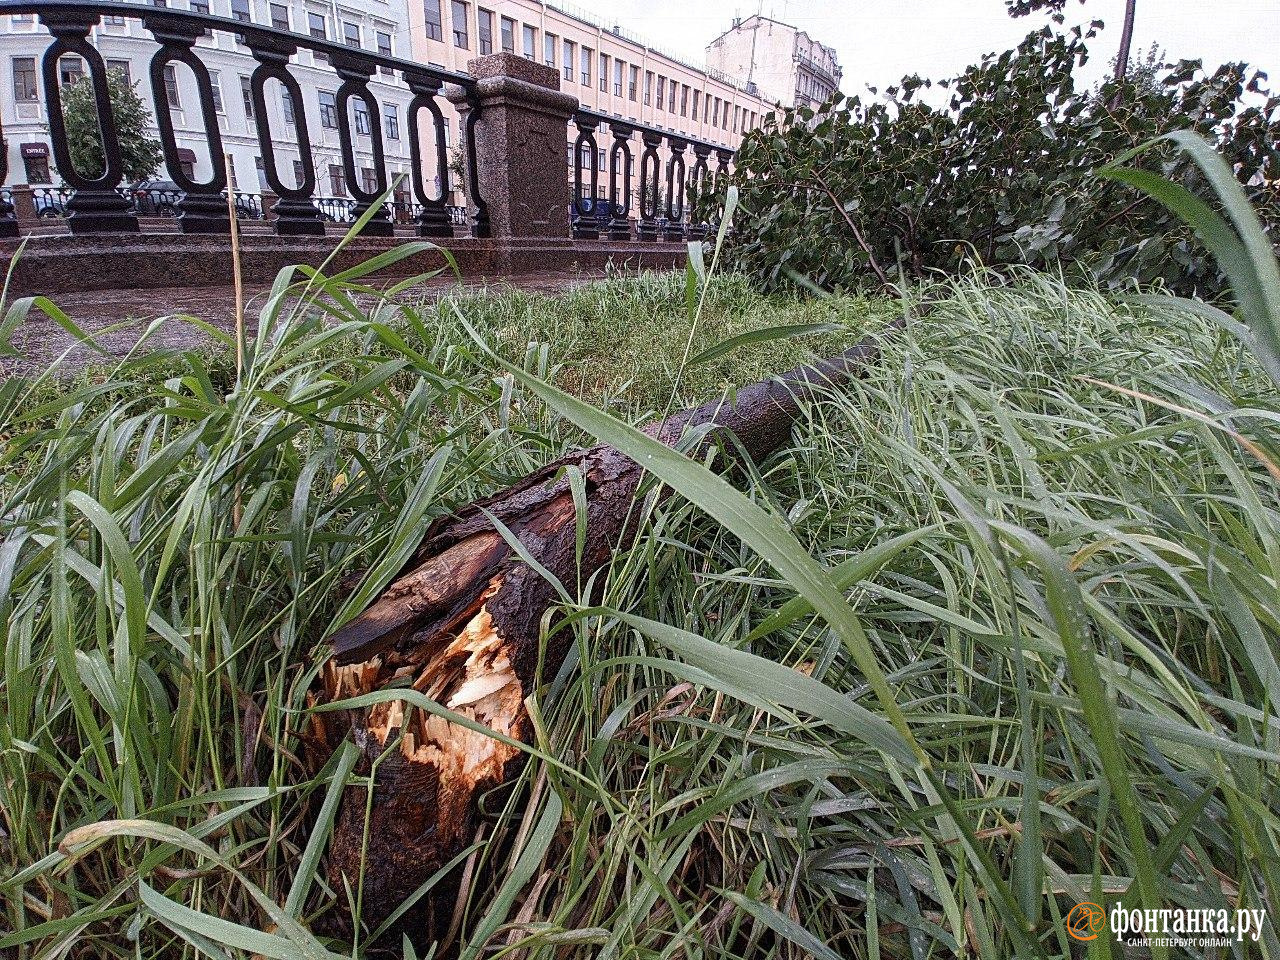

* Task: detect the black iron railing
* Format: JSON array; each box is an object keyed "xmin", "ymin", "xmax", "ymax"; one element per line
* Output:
[
  {"xmin": 0, "ymin": 0, "xmax": 486, "ymax": 238},
  {"xmin": 570, "ymin": 109, "xmax": 732, "ymax": 243}
]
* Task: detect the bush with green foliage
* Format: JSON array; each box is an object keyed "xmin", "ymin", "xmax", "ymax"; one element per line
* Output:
[
  {"xmin": 719, "ymin": 24, "xmax": 1278, "ymax": 298},
  {"xmin": 56, "ymin": 69, "xmax": 162, "ymax": 183}
]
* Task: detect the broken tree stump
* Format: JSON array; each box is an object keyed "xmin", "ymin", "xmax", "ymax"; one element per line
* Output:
[{"xmin": 311, "ymin": 323, "xmax": 896, "ymax": 937}]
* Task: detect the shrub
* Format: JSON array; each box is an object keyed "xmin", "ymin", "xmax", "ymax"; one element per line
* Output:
[
  {"xmin": 55, "ymin": 68, "xmax": 162, "ymax": 183},
  {"xmin": 719, "ymin": 24, "xmax": 1279, "ymax": 298}
]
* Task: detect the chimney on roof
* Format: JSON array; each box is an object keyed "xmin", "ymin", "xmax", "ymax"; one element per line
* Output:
[{"xmin": 732, "ymin": 16, "xmax": 741, "ymax": 27}]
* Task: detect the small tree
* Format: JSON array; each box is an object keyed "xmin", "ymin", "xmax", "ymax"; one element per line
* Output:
[{"xmin": 56, "ymin": 70, "xmax": 162, "ymax": 182}]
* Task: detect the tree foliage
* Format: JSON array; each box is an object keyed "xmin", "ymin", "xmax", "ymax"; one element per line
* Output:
[
  {"xmin": 1005, "ymin": 0, "xmax": 1083, "ymax": 22},
  {"xmin": 716, "ymin": 25, "xmax": 1279, "ymax": 299},
  {"xmin": 57, "ymin": 70, "xmax": 162, "ymax": 183}
]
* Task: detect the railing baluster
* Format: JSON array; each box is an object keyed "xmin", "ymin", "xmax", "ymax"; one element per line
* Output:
[
  {"xmin": 571, "ymin": 113, "xmax": 600, "ymax": 240},
  {"xmin": 245, "ymin": 33, "xmax": 323, "ymax": 235},
  {"xmin": 39, "ymin": 8, "xmax": 138, "ymax": 233},
  {"xmin": 637, "ymin": 128, "xmax": 662, "ymax": 242},
  {"xmin": 607, "ymin": 120, "xmax": 634, "ymax": 241},
  {"xmin": 144, "ymin": 12, "xmax": 229, "ymax": 232},
  {"xmin": 688, "ymin": 143, "xmax": 711, "ymax": 240},
  {"xmin": 459, "ymin": 89, "xmax": 489, "ymax": 238},
  {"xmin": 664, "ymin": 136, "xmax": 687, "ymax": 241},
  {"xmin": 404, "ymin": 71, "xmax": 452, "ymax": 238},
  {"xmin": 333, "ymin": 50, "xmax": 391, "ymax": 236}
]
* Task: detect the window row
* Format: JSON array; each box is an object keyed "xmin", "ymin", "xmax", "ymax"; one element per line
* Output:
[
  {"xmin": 10, "ymin": 2, "xmax": 400, "ymax": 71},
  {"xmin": 417, "ymin": 2, "xmax": 761, "ymax": 137}
]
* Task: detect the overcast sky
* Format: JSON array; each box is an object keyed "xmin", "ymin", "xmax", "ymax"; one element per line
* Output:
[{"xmin": 580, "ymin": 0, "xmax": 1279, "ymax": 97}]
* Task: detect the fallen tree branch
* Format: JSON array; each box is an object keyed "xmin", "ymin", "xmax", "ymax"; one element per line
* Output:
[{"xmin": 309, "ymin": 322, "xmax": 898, "ymax": 938}]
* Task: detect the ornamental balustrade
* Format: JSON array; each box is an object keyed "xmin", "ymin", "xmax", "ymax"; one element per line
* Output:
[
  {"xmin": 0, "ymin": 0, "xmax": 482, "ymax": 239},
  {"xmin": 569, "ymin": 109, "xmax": 732, "ymax": 243},
  {"xmin": 0, "ymin": 0, "xmax": 735, "ymax": 244}
]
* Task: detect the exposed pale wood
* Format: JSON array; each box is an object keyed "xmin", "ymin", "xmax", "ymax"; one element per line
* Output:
[{"xmin": 311, "ymin": 324, "xmax": 897, "ymax": 937}]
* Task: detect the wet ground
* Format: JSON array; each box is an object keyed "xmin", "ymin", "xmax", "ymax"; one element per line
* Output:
[{"xmin": 1, "ymin": 272, "xmax": 586, "ymax": 379}]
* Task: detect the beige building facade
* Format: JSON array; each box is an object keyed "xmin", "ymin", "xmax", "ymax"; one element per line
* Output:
[
  {"xmin": 408, "ymin": 0, "xmax": 773, "ymax": 208},
  {"xmin": 706, "ymin": 14, "xmax": 842, "ymax": 111}
]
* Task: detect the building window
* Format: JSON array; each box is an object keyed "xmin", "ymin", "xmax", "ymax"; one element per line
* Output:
[
  {"xmin": 281, "ymin": 88, "xmax": 295, "ymax": 124},
  {"xmin": 680, "ymin": 84, "xmax": 688, "ymax": 116},
  {"xmin": 57, "ymin": 56, "xmax": 84, "ymax": 88},
  {"xmin": 13, "ymin": 56, "xmax": 37, "ymax": 101},
  {"xmin": 162, "ymin": 63, "xmax": 180, "ymax": 108},
  {"xmin": 424, "ymin": 0, "xmax": 442, "ymax": 41},
  {"xmin": 105, "ymin": 59, "xmax": 131, "ymax": 84},
  {"xmin": 241, "ymin": 74, "xmax": 254, "ymax": 120},
  {"xmin": 543, "ymin": 32, "xmax": 555, "ymax": 67},
  {"xmin": 354, "ymin": 98, "xmax": 370, "ymax": 135},
  {"xmin": 628, "ymin": 64, "xmax": 637, "ymax": 101},
  {"xmin": 23, "ymin": 149, "xmax": 51, "ymax": 184},
  {"xmin": 580, "ymin": 46, "xmax": 590, "ymax": 86},
  {"xmin": 562, "ymin": 39, "xmax": 573, "ymax": 82},
  {"xmin": 643, "ymin": 71, "xmax": 652, "ymax": 105},
  {"xmin": 655, "ymin": 75, "xmax": 664, "ymax": 110},
  {"xmin": 255, "ymin": 156, "xmax": 267, "ymax": 189},
  {"xmin": 712, "ymin": 97, "xmax": 719, "ymax": 127},
  {"xmin": 209, "ymin": 70, "xmax": 224, "ymax": 112},
  {"xmin": 292, "ymin": 159, "xmax": 305, "ymax": 187},
  {"xmin": 723, "ymin": 99, "xmax": 730, "ymax": 129},
  {"xmin": 613, "ymin": 59, "xmax": 622, "ymax": 97},
  {"xmin": 319, "ymin": 90, "xmax": 338, "ymax": 129},
  {"xmin": 269, "ymin": 2, "xmax": 288, "ymax": 29},
  {"xmin": 104, "ymin": 14, "xmax": 127, "ymax": 26},
  {"xmin": 522, "ymin": 24, "xmax": 535, "ymax": 60},
  {"xmin": 329, "ymin": 163, "xmax": 346, "ymax": 196},
  {"xmin": 668, "ymin": 78, "xmax": 676, "ymax": 112},
  {"xmin": 733, "ymin": 104, "xmax": 740, "ymax": 133},
  {"xmin": 309, "ymin": 12, "xmax": 328, "ymax": 61},
  {"xmin": 451, "ymin": 1, "xmax": 468, "ymax": 48},
  {"xmin": 231, "ymin": 0, "xmax": 250, "ymax": 23},
  {"xmin": 377, "ymin": 31, "xmax": 393, "ymax": 73},
  {"xmin": 692, "ymin": 89, "xmax": 699, "ymax": 121},
  {"xmin": 477, "ymin": 8, "xmax": 493, "ymax": 53},
  {"xmin": 384, "ymin": 102, "xmax": 399, "ymax": 140},
  {"xmin": 190, "ymin": 0, "xmax": 209, "ymax": 18},
  {"xmin": 343, "ymin": 21, "xmax": 360, "ymax": 47},
  {"xmin": 598, "ymin": 53, "xmax": 607, "ymax": 93},
  {"xmin": 361, "ymin": 167, "xmax": 377, "ymax": 193},
  {"xmin": 499, "ymin": 16, "xmax": 514, "ymax": 53}
]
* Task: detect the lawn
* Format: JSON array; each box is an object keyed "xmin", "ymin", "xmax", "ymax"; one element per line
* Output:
[{"xmin": 1, "ymin": 264, "xmax": 1277, "ymax": 959}]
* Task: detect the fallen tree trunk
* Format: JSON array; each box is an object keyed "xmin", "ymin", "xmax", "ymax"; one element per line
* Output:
[{"xmin": 310, "ymin": 323, "xmax": 896, "ymax": 937}]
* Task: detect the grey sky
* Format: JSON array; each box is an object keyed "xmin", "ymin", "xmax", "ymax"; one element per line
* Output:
[{"xmin": 576, "ymin": 0, "xmax": 1279, "ymax": 97}]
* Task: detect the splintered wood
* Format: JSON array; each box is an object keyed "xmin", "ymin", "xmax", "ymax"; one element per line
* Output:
[{"xmin": 311, "ymin": 325, "xmax": 896, "ymax": 941}]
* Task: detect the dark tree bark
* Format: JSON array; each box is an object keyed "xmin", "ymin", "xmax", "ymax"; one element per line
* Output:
[
  {"xmin": 1113, "ymin": 0, "xmax": 1138, "ymax": 84},
  {"xmin": 308, "ymin": 324, "xmax": 897, "ymax": 938}
]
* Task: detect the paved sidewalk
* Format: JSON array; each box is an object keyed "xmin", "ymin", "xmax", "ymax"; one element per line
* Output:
[{"xmin": 1, "ymin": 272, "xmax": 586, "ymax": 379}]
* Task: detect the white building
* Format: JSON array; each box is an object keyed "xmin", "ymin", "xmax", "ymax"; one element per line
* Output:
[
  {"xmin": 705, "ymin": 14, "xmax": 842, "ymax": 111},
  {"xmin": 1, "ymin": 0, "xmax": 433, "ymax": 205}
]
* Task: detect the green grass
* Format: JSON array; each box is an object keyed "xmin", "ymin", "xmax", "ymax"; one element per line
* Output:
[{"xmin": 2, "ymin": 257, "xmax": 1278, "ymax": 960}]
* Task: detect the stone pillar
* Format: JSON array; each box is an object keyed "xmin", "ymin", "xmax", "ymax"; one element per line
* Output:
[
  {"xmin": 446, "ymin": 54, "xmax": 578, "ymax": 242},
  {"xmin": 11, "ymin": 184, "xmax": 37, "ymax": 232},
  {"xmin": 261, "ymin": 189, "xmax": 278, "ymax": 224}
]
